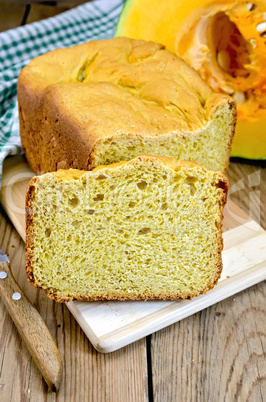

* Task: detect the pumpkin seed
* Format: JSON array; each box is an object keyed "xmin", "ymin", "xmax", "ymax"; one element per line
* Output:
[
  {"xmin": 256, "ymin": 22, "xmax": 266, "ymax": 32},
  {"xmin": 220, "ymin": 84, "xmax": 235, "ymax": 95},
  {"xmin": 233, "ymin": 91, "xmax": 246, "ymax": 104},
  {"xmin": 246, "ymin": 2, "xmax": 255, "ymax": 11},
  {"xmin": 217, "ymin": 50, "xmax": 230, "ymax": 71}
]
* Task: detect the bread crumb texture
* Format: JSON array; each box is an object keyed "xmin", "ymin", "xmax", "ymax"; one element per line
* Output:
[
  {"xmin": 26, "ymin": 155, "xmax": 228, "ymax": 302},
  {"xmin": 18, "ymin": 37, "xmax": 236, "ymax": 174}
]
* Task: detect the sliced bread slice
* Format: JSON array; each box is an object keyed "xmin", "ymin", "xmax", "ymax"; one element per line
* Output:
[{"xmin": 26, "ymin": 154, "xmax": 228, "ymax": 302}]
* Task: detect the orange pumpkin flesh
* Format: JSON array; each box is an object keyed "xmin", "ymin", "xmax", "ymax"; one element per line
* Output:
[{"xmin": 116, "ymin": 0, "xmax": 266, "ymax": 159}]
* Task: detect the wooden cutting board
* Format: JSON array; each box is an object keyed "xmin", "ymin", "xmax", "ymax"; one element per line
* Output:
[{"xmin": 1, "ymin": 155, "xmax": 266, "ymax": 352}]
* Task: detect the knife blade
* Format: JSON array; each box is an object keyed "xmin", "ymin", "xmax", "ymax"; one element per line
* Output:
[{"xmin": 0, "ymin": 247, "xmax": 63, "ymax": 392}]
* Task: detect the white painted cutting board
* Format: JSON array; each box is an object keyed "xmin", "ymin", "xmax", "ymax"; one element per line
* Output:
[{"xmin": 1, "ymin": 155, "xmax": 266, "ymax": 352}]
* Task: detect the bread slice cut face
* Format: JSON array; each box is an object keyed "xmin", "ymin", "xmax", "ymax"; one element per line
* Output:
[{"xmin": 26, "ymin": 154, "xmax": 228, "ymax": 302}]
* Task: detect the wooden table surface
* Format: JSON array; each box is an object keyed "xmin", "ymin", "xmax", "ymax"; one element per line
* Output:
[{"xmin": 0, "ymin": 3, "xmax": 266, "ymax": 401}]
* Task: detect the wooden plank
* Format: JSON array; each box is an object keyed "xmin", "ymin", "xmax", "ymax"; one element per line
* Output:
[
  {"xmin": 0, "ymin": 208, "xmax": 149, "ymax": 401},
  {"xmin": 150, "ymin": 281, "xmax": 266, "ymax": 402},
  {"xmin": 0, "ymin": 3, "xmax": 26, "ymax": 32},
  {"xmin": 6, "ymin": 0, "xmax": 88, "ymax": 5},
  {"xmin": 150, "ymin": 162, "xmax": 266, "ymax": 401},
  {"xmin": 26, "ymin": 4, "xmax": 71, "ymax": 24},
  {"xmin": 26, "ymin": 0, "xmax": 91, "ymax": 25},
  {"xmin": 228, "ymin": 162, "xmax": 266, "ymax": 229},
  {"xmin": 1, "ymin": 156, "xmax": 34, "ymax": 240},
  {"xmin": 0, "ymin": 1, "xmax": 91, "ymax": 33}
]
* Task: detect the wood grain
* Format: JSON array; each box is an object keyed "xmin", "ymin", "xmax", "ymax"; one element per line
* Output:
[
  {"xmin": 0, "ymin": 1, "xmax": 90, "ymax": 33},
  {"xmin": 150, "ymin": 162, "xmax": 266, "ymax": 402},
  {"xmin": 26, "ymin": 4, "xmax": 72, "ymax": 25},
  {"xmin": 1, "ymin": 5, "xmax": 265, "ymax": 401},
  {"xmin": 0, "ymin": 3, "xmax": 26, "ymax": 32},
  {"xmin": 5, "ymin": 1, "xmax": 89, "ymax": 5},
  {"xmin": 0, "ymin": 259, "xmax": 62, "ymax": 392},
  {"xmin": 0, "ymin": 207, "xmax": 149, "ymax": 401},
  {"xmin": 150, "ymin": 283, "xmax": 266, "ymax": 402}
]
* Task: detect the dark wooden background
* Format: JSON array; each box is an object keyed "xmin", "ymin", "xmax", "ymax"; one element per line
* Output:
[{"xmin": 0, "ymin": 2, "xmax": 265, "ymax": 401}]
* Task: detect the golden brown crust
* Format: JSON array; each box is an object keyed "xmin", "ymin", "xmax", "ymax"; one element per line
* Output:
[
  {"xmin": 212, "ymin": 177, "xmax": 229, "ymax": 289},
  {"xmin": 18, "ymin": 37, "xmax": 236, "ymax": 174},
  {"xmin": 52, "ymin": 154, "xmax": 203, "ymax": 181},
  {"xmin": 42, "ymin": 288, "xmax": 213, "ymax": 303},
  {"xmin": 25, "ymin": 177, "xmax": 39, "ymax": 289},
  {"xmin": 92, "ymin": 154, "xmax": 202, "ymax": 173},
  {"xmin": 220, "ymin": 97, "xmax": 237, "ymax": 173}
]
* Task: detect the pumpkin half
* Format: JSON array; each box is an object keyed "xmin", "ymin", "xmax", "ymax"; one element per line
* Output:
[{"xmin": 116, "ymin": 0, "xmax": 266, "ymax": 160}]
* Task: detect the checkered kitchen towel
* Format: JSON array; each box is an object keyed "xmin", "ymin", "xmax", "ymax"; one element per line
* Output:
[{"xmin": 0, "ymin": 0, "xmax": 124, "ymax": 186}]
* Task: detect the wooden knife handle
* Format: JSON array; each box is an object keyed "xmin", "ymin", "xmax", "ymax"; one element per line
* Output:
[{"xmin": 0, "ymin": 260, "xmax": 63, "ymax": 392}]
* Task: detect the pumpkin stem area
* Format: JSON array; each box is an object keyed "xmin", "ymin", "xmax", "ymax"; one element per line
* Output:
[{"xmin": 211, "ymin": 12, "xmax": 252, "ymax": 79}]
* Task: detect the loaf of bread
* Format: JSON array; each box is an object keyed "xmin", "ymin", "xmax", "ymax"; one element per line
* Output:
[
  {"xmin": 26, "ymin": 154, "xmax": 228, "ymax": 302},
  {"xmin": 18, "ymin": 37, "xmax": 236, "ymax": 174}
]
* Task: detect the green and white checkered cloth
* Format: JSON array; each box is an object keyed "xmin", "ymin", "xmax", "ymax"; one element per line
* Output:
[{"xmin": 0, "ymin": 0, "xmax": 124, "ymax": 186}]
